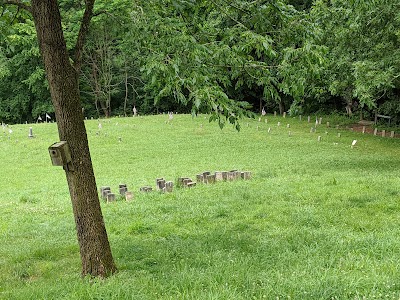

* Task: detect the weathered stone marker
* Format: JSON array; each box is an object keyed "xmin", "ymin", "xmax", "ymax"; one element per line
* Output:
[
  {"xmin": 283, "ymin": 112, "xmax": 286, "ymax": 118},
  {"xmin": 165, "ymin": 181, "xmax": 174, "ymax": 192},
  {"xmin": 374, "ymin": 128, "xmax": 378, "ymax": 136},
  {"xmin": 100, "ymin": 186, "xmax": 111, "ymax": 199},
  {"xmin": 241, "ymin": 171, "xmax": 252, "ymax": 180},
  {"xmin": 106, "ymin": 193, "xmax": 116, "ymax": 202},
  {"xmin": 206, "ymin": 174, "xmax": 216, "ymax": 184},
  {"xmin": 338, "ymin": 133, "xmax": 341, "ymax": 138},
  {"xmin": 140, "ymin": 186, "xmax": 153, "ymax": 192},
  {"xmin": 307, "ymin": 116, "xmax": 310, "ymax": 123},
  {"xmin": 326, "ymin": 122, "xmax": 330, "ymax": 128},
  {"xmin": 156, "ymin": 178, "xmax": 166, "ymax": 190},
  {"xmin": 381, "ymin": 130, "xmax": 386, "ymax": 137},
  {"xmin": 215, "ymin": 172, "xmax": 223, "ymax": 181},
  {"xmin": 196, "ymin": 174, "xmax": 204, "ymax": 183},
  {"xmin": 318, "ymin": 136, "xmax": 321, "ymax": 142},
  {"xmin": 28, "ymin": 127, "xmax": 34, "ymax": 138},
  {"xmin": 119, "ymin": 184, "xmax": 128, "ymax": 196},
  {"xmin": 390, "ymin": 131, "xmax": 395, "ymax": 138},
  {"xmin": 125, "ymin": 191, "xmax": 134, "ymax": 201}
]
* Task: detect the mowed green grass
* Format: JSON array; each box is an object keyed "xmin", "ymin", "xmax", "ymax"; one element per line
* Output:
[{"xmin": 0, "ymin": 114, "xmax": 400, "ymax": 299}]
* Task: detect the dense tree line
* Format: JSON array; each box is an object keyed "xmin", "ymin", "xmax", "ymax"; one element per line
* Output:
[{"xmin": 1, "ymin": 0, "xmax": 399, "ymax": 125}]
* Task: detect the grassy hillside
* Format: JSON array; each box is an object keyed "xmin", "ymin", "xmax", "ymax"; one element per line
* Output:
[{"xmin": 1, "ymin": 114, "xmax": 400, "ymax": 299}]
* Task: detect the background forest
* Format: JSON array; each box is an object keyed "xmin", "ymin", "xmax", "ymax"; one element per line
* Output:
[{"xmin": 0, "ymin": 0, "xmax": 399, "ymax": 125}]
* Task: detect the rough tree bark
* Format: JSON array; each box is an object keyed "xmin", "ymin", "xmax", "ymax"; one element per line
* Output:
[{"xmin": 3, "ymin": 0, "xmax": 117, "ymax": 277}]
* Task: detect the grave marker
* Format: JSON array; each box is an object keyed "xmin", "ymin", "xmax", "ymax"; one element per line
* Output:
[
  {"xmin": 283, "ymin": 112, "xmax": 286, "ymax": 118},
  {"xmin": 196, "ymin": 174, "xmax": 204, "ymax": 183},
  {"xmin": 206, "ymin": 174, "xmax": 216, "ymax": 184},
  {"xmin": 140, "ymin": 186, "xmax": 152, "ymax": 192},
  {"xmin": 28, "ymin": 127, "xmax": 34, "ymax": 138},
  {"xmin": 381, "ymin": 130, "xmax": 386, "ymax": 137},
  {"xmin": 318, "ymin": 136, "xmax": 321, "ymax": 142},
  {"xmin": 362, "ymin": 126, "xmax": 366, "ymax": 134},
  {"xmin": 125, "ymin": 192, "xmax": 134, "ymax": 201},
  {"xmin": 215, "ymin": 172, "xmax": 224, "ymax": 181},
  {"xmin": 165, "ymin": 181, "xmax": 174, "ymax": 192},
  {"xmin": 373, "ymin": 128, "xmax": 378, "ymax": 136},
  {"xmin": 156, "ymin": 178, "xmax": 166, "ymax": 190},
  {"xmin": 100, "ymin": 186, "xmax": 111, "ymax": 199},
  {"xmin": 390, "ymin": 131, "xmax": 395, "ymax": 138},
  {"xmin": 106, "ymin": 193, "xmax": 116, "ymax": 202},
  {"xmin": 119, "ymin": 184, "xmax": 128, "ymax": 196},
  {"xmin": 241, "ymin": 171, "xmax": 252, "ymax": 180},
  {"xmin": 307, "ymin": 116, "xmax": 310, "ymax": 123}
]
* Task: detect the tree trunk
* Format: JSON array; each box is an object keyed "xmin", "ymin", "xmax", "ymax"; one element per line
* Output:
[{"xmin": 31, "ymin": 0, "xmax": 116, "ymax": 277}]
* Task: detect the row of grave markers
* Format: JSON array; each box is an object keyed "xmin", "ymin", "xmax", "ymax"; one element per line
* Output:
[{"xmin": 99, "ymin": 170, "xmax": 252, "ymax": 203}]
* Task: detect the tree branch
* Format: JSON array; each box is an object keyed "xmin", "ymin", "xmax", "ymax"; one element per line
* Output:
[
  {"xmin": 73, "ymin": 0, "xmax": 95, "ymax": 73},
  {"xmin": 1, "ymin": 0, "xmax": 32, "ymax": 13}
]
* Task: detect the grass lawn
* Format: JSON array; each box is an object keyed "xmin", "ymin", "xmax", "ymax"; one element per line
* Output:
[{"xmin": 0, "ymin": 114, "xmax": 399, "ymax": 299}]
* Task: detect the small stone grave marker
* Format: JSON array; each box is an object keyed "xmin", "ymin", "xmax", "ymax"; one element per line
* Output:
[
  {"xmin": 283, "ymin": 112, "xmax": 286, "ymax": 118},
  {"xmin": 156, "ymin": 178, "xmax": 166, "ymax": 190},
  {"xmin": 100, "ymin": 186, "xmax": 111, "ymax": 199},
  {"xmin": 241, "ymin": 171, "xmax": 252, "ymax": 180},
  {"xmin": 287, "ymin": 124, "xmax": 290, "ymax": 128},
  {"xmin": 107, "ymin": 193, "xmax": 116, "ymax": 202},
  {"xmin": 187, "ymin": 182, "xmax": 196, "ymax": 188},
  {"xmin": 125, "ymin": 191, "xmax": 134, "ymax": 201},
  {"xmin": 319, "ymin": 117, "xmax": 322, "ymax": 125},
  {"xmin": 307, "ymin": 116, "xmax": 311, "ymax": 123},
  {"xmin": 165, "ymin": 181, "xmax": 174, "ymax": 192},
  {"xmin": 299, "ymin": 115, "xmax": 302, "ymax": 121},
  {"xmin": 373, "ymin": 128, "xmax": 378, "ymax": 136},
  {"xmin": 381, "ymin": 130, "xmax": 386, "ymax": 137},
  {"xmin": 206, "ymin": 174, "xmax": 216, "ymax": 184},
  {"xmin": 119, "ymin": 184, "xmax": 128, "ymax": 196},
  {"xmin": 28, "ymin": 127, "xmax": 34, "ymax": 138},
  {"xmin": 318, "ymin": 136, "xmax": 321, "ymax": 142},
  {"xmin": 274, "ymin": 111, "xmax": 277, "ymax": 116},
  {"xmin": 215, "ymin": 172, "xmax": 223, "ymax": 181},
  {"xmin": 390, "ymin": 131, "xmax": 395, "ymax": 138},
  {"xmin": 196, "ymin": 174, "xmax": 204, "ymax": 183},
  {"xmin": 338, "ymin": 133, "xmax": 341, "ymax": 138},
  {"xmin": 326, "ymin": 122, "xmax": 330, "ymax": 128},
  {"xmin": 268, "ymin": 127, "xmax": 271, "ymax": 133},
  {"xmin": 140, "ymin": 186, "xmax": 152, "ymax": 192},
  {"xmin": 277, "ymin": 122, "xmax": 281, "ymax": 126}
]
